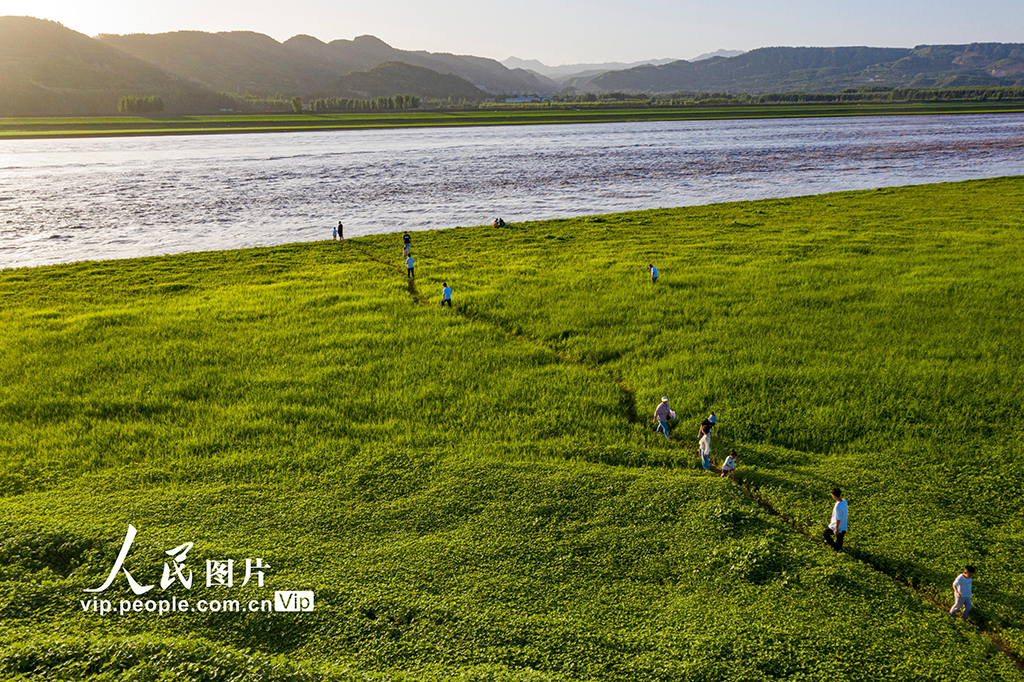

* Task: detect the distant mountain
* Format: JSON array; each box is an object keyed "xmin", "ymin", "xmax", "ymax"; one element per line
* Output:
[
  {"xmin": 689, "ymin": 49, "xmax": 745, "ymax": 62},
  {"xmin": 502, "ymin": 56, "xmax": 679, "ymax": 83},
  {"xmin": 98, "ymin": 31, "xmax": 556, "ymax": 97},
  {"xmin": 567, "ymin": 44, "xmax": 1024, "ymax": 93},
  {"xmin": 321, "ymin": 62, "xmax": 486, "ymax": 101},
  {"xmin": 0, "ymin": 16, "xmax": 230, "ymax": 115},
  {"xmin": 4, "ymin": 17, "xmax": 1023, "ymax": 116},
  {"xmin": 98, "ymin": 30, "xmax": 341, "ymax": 97}
]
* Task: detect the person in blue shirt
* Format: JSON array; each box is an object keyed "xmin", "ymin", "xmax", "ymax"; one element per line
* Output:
[
  {"xmin": 950, "ymin": 566, "xmax": 975, "ymax": 620},
  {"xmin": 441, "ymin": 282, "xmax": 452, "ymax": 307},
  {"xmin": 648, "ymin": 264, "xmax": 658, "ymax": 283},
  {"xmin": 824, "ymin": 487, "xmax": 848, "ymax": 552},
  {"xmin": 406, "ymin": 255, "xmax": 415, "ymax": 278}
]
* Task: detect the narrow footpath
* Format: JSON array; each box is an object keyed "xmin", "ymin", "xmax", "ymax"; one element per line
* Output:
[{"xmin": 346, "ymin": 238, "xmax": 1022, "ymax": 671}]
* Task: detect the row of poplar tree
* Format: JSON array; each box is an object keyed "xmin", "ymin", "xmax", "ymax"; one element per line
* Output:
[
  {"xmin": 307, "ymin": 95, "xmax": 421, "ymax": 112},
  {"xmin": 118, "ymin": 96, "xmax": 165, "ymax": 113}
]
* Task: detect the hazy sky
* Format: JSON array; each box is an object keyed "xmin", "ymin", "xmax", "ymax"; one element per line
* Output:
[{"xmin": 2, "ymin": 0, "xmax": 1021, "ymax": 65}]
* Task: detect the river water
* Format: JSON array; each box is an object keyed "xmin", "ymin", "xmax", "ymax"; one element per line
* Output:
[{"xmin": 1, "ymin": 113, "xmax": 1022, "ymax": 269}]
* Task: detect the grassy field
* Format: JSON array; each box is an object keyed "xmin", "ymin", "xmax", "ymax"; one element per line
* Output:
[
  {"xmin": 2, "ymin": 100, "xmax": 1024, "ymax": 139},
  {"xmin": 1, "ymin": 178, "xmax": 1023, "ymax": 680}
]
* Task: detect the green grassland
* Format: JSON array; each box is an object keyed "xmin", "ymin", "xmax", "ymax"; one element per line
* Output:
[
  {"xmin": 3, "ymin": 100, "xmax": 1024, "ymax": 138},
  {"xmin": 1, "ymin": 178, "xmax": 1023, "ymax": 680}
]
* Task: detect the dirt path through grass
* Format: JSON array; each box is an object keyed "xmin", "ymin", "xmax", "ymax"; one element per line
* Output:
[{"xmin": 348, "ymin": 236, "xmax": 1022, "ymax": 670}]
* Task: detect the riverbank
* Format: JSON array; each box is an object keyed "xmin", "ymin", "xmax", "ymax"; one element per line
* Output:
[
  {"xmin": 1, "ymin": 178, "xmax": 1023, "ymax": 680},
  {"xmin": 3, "ymin": 100, "xmax": 1024, "ymax": 139}
]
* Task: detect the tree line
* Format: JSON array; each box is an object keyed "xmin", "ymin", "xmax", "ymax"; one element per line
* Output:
[
  {"xmin": 117, "ymin": 95, "xmax": 165, "ymax": 113},
  {"xmin": 307, "ymin": 95, "xmax": 421, "ymax": 112}
]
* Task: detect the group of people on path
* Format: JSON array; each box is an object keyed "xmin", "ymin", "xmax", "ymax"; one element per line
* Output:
[
  {"xmin": 340, "ymin": 223, "xmax": 978, "ymax": 625},
  {"xmin": 652, "ymin": 398, "xmax": 975, "ymax": 620},
  {"xmin": 398, "ymin": 231, "xmax": 453, "ymax": 307}
]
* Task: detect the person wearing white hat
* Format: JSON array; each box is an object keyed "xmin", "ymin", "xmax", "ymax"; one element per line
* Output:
[{"xmin": 653, "ymin": 397, "xmax": 674, "ymax": 439}]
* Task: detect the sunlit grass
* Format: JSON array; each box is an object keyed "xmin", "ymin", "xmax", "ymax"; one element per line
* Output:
[{"xmin": 1, "ymin": 178, "xmax": 1022, "ymax": 679}]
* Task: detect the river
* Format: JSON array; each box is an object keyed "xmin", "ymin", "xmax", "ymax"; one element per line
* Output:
[{"xmin": 1, "ymin": 113, "xmax": 1022, "ymax": 269}]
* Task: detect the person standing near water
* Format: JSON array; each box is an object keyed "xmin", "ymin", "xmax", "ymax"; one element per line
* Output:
[
  {"xmin": 653, "ymin": 397, "xmax": 674, "ymax": 439},
  {"xmin": 824, "ymin": 487, "xmax": 848, "ymax": 552},
  {"xmin": 406, "ymin": 255, "xmax": 415, "ymax": 278},
  {"xmin": 338, "ymin": 221, "xmax": 344, "ymax": 240},
  {"xmin": 441, "ymin": 282, "xmax": 452, "ymax": 307},
  {"xmin": 403, "ymin": 232, "xmax": 411, "ymax": 258}
]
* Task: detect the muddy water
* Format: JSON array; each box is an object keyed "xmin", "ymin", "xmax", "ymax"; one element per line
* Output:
[{"xmin": 1, "ymin": 113, "xmax": 1022, "ymax": 268}]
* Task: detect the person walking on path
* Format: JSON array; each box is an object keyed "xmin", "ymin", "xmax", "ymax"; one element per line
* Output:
[
  {"xmin": 950, "ymin": 566, "xmax": 975, "ymax": 620},
  {"xmin": 653, "ymin": 397, "xmax": 674, "ymax": 439},
  {"xmin": 648, "ymin": 264, "xmax": 659, "ymax": 283},
  {"xmin": 406, "ymin": 255, "xmax": 415, "ymax": 279},
  {"xmin": 699, "ymin": 447, "xmax": 712, "ymax": 472},
  {"xmin": 699, "ymin": 412, "xmax": 719, "ymax": 438},
  {"xmin": 698, "ymin": 424, "xmax": 712, "ymax": 460},
  {"xmin": 824, "ymin": 487, "xmax": 848, "ymax": 552},
  {"xmin": 403, "ymin": 232, "xmax": 411, "ymax": 258},
  {"xmin": 338, "ymin": 221, "xmax": 344, "ymax": 240},
  {"xmin": 441, "ymin": 282, "xmax": 452, "ymax": 307},
  {"xmin": 720, "ymin": 449, "xmax": 737, "ymax": 481}
]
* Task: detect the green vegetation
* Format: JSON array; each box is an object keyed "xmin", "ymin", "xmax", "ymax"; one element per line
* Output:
[
  {"xmin": 1, "ymin": 178, "xmax": 1023, "ymax": 680},
  {"xmin": 117, "ymin": 96, "xmax": 165, "ymax": 114},
  {"xmin": 309, "ymin": 95, "xmax": 421, "ymax": 112},
  {"xmin": 3, "ymin": 99, "xmax": 1024, "ymax": 139}
]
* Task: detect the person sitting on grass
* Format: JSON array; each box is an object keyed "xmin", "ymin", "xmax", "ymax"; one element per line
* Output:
[
  {"xmin": 720, "ymin": 449, "xmax": 736, "ymax": 481},
  {"xmin": 950, "ymin": 566, "xmax": 975, "ymax": 621}
]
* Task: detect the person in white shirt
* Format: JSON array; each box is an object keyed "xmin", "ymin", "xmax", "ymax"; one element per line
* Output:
[
  {"xmin": 950, "ymin": 566, "xmax": 975, "ymax": 620},
  {"xmin": 720, "ymin": 450, "xmax": 736, "ymax": 481},
  {"xmin": 406, "ymin": 255, "xmax": 415, "ymax": 278},
  {"xmin": 824, "ymin": 487, "xmax": 847, "ymax": 552}
]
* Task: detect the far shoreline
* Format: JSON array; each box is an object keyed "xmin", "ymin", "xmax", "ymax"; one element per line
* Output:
[{"xmin": 3, "ymin": 101, "xmax": 1024, "ymax": 141}]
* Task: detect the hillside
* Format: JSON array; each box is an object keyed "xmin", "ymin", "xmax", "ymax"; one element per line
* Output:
[
  {"xmin": 98, "ymin": 30, "xmax": 341, "ymax": 97},
  {"xmin": 1, "ymin": 179, "xmax": 1024, "ymax": 679},
  {"xmin": 97, "ymin": 31, "xmax": 556, "ymax": 97},
  {"xmin": 569, "ymin": 44, "xmax": 1024, "ymax": 93},
  {"xmin": 0, "ymin": 16, "xmax": 229, "ymax": 115},
  {"xmin": 321, "ymin": 61, "xmax": 485, "ymax": 100}
]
